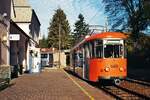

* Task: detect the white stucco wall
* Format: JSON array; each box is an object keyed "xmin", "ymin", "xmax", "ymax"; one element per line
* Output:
[
  {"xmin": 53, "ymin": 52, "xmax": 66, "ymax": 67},
  {"xmin": 16, "ymin": 23, "xmax": 31, "ymax": 37}
]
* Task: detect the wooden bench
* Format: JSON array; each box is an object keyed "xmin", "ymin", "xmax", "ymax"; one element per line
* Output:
[{"xmin": 0, "ymin": 78, "xmax": 9, "ymax": 86}]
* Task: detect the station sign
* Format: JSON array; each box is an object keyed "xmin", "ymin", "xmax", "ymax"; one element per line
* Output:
[{"xmin": 9, "ymin": 34, "xmax": 20, "ymax": 41}]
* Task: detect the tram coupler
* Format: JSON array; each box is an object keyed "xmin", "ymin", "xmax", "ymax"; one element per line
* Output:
[{"xmin": 114, "ymin": 79, "xmax": 121, "ymax": 85}]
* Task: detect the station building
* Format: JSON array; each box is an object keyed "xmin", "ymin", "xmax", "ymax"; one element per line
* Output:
[
  {"xmin": 0, "ymin": 0, "xmax": 41, "ymax": 76},
  {"xmin": 11, "ymin": 0, "xmax": 41, "ymax": 73},
  {"xmin": 41, "ymin": 48, "xmax": 70, "ymax": 68}
]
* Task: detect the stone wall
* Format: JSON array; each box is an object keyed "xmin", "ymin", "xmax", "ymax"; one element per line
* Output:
[{"xmin": 0, "ymin": 23, "xmax": 8, "ymax": 65}]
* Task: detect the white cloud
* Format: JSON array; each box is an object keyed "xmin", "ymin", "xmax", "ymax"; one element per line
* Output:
[{"xmin": 28, "ymin": 0, "xmax": 105, "ymax": 36}]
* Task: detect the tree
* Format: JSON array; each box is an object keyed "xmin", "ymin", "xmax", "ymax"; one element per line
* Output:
[
  {"xmin": 72, "ymin": 14, "xmax": 90, "ymax": 44},
  {"xmin": 39, "ymin": 35, "xmax": 48, "ymax": 48},
  {"xmin": 48, "ymin": 8, "xmax": 71, "ymax": 49},
  {"xmin": 102, "ymin": 0, "xmax": 150, "ymax": 41}
]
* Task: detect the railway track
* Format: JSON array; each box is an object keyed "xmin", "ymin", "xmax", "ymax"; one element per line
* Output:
[
  {"xmin": 125, "ymin": 78, "xmax": 150, "ymax": 87},
  {"xmin": 101, "ymin": 85, "xmax": 141, "ymax": 99},
  {"xmin": 121, "ymin": 78, "xmax": 150, "ymax": 99},
  {"xmin": 100, "ymin": 79, "xmax": 150, "ymax": 100}
]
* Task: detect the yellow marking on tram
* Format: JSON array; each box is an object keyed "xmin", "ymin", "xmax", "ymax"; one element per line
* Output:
[{"xmin": 62, "ymin": 69, "xmax": 94, "ymax": 100}]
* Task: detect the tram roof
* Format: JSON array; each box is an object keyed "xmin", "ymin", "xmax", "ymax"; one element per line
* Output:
[
  {"xmin": 71, "ymin": 32, "xmax": 127, "ymax": 51},
  {"xmin": 85, "ymin": 32, "xmax": 127, "ymax": 41}
]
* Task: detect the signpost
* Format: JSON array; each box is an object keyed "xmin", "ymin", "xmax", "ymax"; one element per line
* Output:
[{"xmin": 9, "ymin": 34, "xmax": 20, "ymax": 41}]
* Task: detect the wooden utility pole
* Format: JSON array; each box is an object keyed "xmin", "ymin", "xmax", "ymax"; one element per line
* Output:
[{"xmin": 58, "ymin": 23, "xmax": 61, "ymax": 68}]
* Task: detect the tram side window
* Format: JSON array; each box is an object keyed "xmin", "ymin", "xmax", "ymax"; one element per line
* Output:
[
  {"xmin": 79, "ymin": 52, "xmax": 83, "ymax": 67},
  {"xmin": 74, "ymin": 53, "xmax": 78, "ymax": 67},
  {"xmin": 79, "ymin": 53, "xmax": 83, "ymax": 59},
  {"xmin": 90, "ymin": 41, "xmax": 95, "ymax": 58},
  {"xmin": 88, "ymin": 42, "xmax": 94, "ymax": 58},
  {"xmin": 72, "ymin": 52, "xmax": 76, "ymax": 67},
  {"xmin": 95, "ymin": 40, "xmax": 103, "ymax": 58},
  {"xmin": 85, "ymin": 43, "xmax": 90, "ymax": 59},
  {"xmin": 41, "ymin": 54, "xmax": 48, "ymax": 58}
]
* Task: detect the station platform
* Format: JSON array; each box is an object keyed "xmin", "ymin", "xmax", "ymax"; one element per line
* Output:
[{"xmin": 0, "ymin": 68, "xmax": 112, "ymax": 100}]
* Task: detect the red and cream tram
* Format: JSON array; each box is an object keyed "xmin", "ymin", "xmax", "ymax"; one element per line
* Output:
[{"xmin": 70, "ymin": 32, "xmax": 127, "ymax": 84}]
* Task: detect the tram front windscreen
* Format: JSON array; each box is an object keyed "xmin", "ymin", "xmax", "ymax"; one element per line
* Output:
[{"xmin": 104, "ymin": 44, "xmax": 124, "ymax": 58}]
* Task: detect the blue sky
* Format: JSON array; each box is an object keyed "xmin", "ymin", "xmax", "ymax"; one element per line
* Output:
[{"xmin": 28, "ymin": 0, "xmax": 106, "ymax": 37}]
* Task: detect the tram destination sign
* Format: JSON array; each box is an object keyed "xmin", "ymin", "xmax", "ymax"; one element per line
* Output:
[
  {"xmin": 9, "ymin": 34, "xmax": 20, "ymax": 41},
  {"xmin": 106, "ymin": 40, "xmax": 121, "ymax": 44}
]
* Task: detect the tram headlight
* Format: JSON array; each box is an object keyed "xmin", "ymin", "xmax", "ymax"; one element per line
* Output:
[
  {"xmin": 105, "ymin": 67, "xmax": 110, "ymax": 72},
  {"xmin": 119, "ymin": 67, "xmax": 124, "ymax": 72}
]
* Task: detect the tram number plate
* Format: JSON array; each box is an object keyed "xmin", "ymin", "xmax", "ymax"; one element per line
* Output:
[{"xmin": 111, "ymin": 64, "xmax": 118, "ymax": 68}]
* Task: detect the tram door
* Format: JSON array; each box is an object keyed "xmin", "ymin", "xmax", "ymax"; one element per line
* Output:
[
  {"xmin": 83, "ymin": 48, "xmax": 85, "ymax": 79},
  {"xmin": 49, "ymin": 54, "xmax": 53, "ymax": 67},
  {"xmin": 83, "ymin": 43, "xmax": 90, "ymax": 80}
]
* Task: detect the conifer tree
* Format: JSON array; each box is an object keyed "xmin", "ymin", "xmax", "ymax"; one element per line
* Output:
[
  {"xmin": 39, "ymin": 35, "xmax": 48, "ymax": 48},
  {"xmin": 73, "ymin": 14, "xmax": 90, "ymax": 44},
  {"xmin": 48, "ymin": 8, "xmax": 71, "ymax": 49}
]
